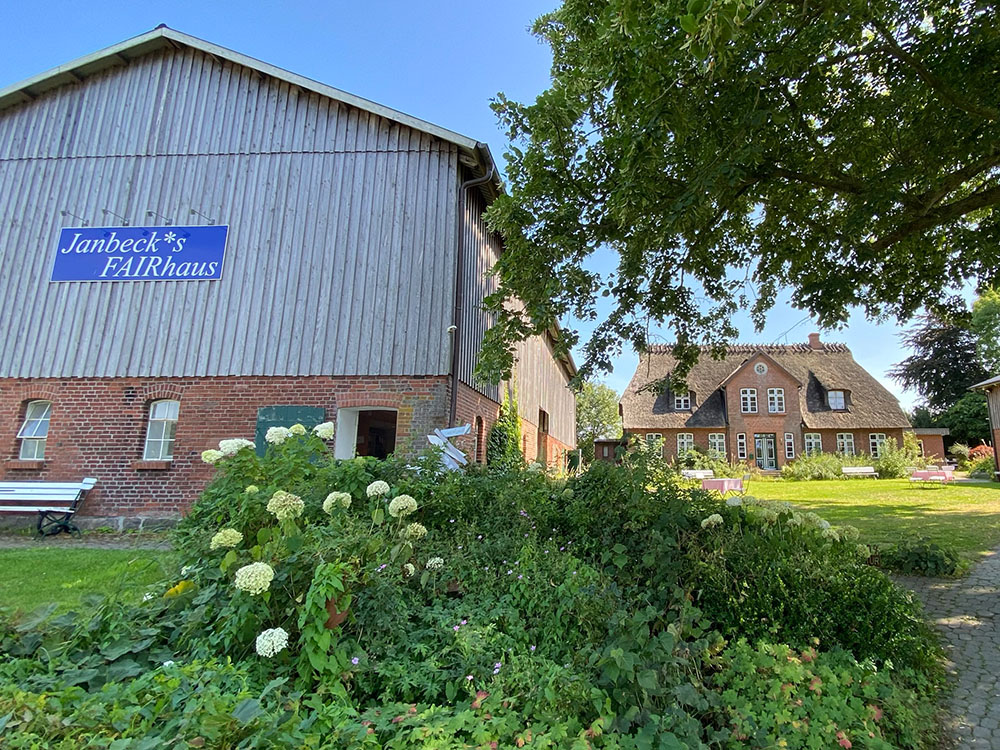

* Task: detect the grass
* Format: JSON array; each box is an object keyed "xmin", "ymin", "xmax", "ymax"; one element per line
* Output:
[
  {"xmin": 751, "ymin": 477, "xmax": 1000, "ymax": 560},
  {"xmin": 0, "ymin": 546, "xmax": 175, "ymax": 615}
]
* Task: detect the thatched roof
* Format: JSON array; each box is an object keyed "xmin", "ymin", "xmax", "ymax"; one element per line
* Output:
[{"xmin": 621, "ymin": 340, "xmax": 911, "ymax": 430}]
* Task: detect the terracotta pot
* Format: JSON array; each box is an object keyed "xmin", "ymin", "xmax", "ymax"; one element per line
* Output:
[{"xmin": 325, "ymin": 596, "xmax": 350, "ymax": 629}]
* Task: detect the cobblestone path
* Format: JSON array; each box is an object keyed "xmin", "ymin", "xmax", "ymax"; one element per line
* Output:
[
  {"xmin": 0, "ymin": 532, "xmax": 171, "ymax": 550},
  {"xmin": 899, "ymin": 548, "xmax": 1000, "ymax": 749}
]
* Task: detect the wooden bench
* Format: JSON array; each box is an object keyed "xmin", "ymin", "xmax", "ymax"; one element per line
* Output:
[
  {"xmin": 842, "ymin": 466, "xmax": 879, "ymax": 478},
  {"xmin": 0, "ymin": 478, "xmax": 97, "ymax": 535},
  {"xmin": 681, "ymin": 469, "xmax": 715, "ymax": 480}
]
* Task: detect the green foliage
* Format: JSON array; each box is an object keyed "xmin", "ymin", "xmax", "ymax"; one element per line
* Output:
[
  {"xmin": 889, "ymin": 312, "xmax": 989, "ymax": 412},
  {"xmin": 712, "ymin": 640, "xmax": 940, "ymax": 750},
  {"xmin": 0, "ymin": 431, "xmax": 945, "ymax": 750},
  {"xmin": 873, "ymin": 437, "xmax": 923, "ymax": 479},
  {"xmin": 576, "ymin": 381, "xmax": 623, "ymax": 463},
  {"xmin": 936, "ymin": 391, "xmax": 991, "ymax": 445},
  {"xmin": 969, "ymin": 455, "xmax": 997, "ymax": 478},
  {"xmin": 972, "ymin": 286, "xmax": 1000, "ymax": 372},
  {"xmin": 881, "ymin": 539, "xmax": 964, "ymax": 577},
  {"xmin": 781, "ymin": 451, "xmax": 875, "ymax": 480},
  {"xmin": 477, "ymin": 0, "xmax": 1000, "ymax": 383},
  {"xmin": 677, "ymin": 446, "xmax": 752, "ymax": 478},
  {"xmin": 485, "ymin": 387, "xmax": 523, "ymax": 470}
]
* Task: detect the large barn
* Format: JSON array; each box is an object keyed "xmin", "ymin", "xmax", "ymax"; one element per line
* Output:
[{"xmin": 0, "ymin": 27, "xmax": 576, "ymax": 524}]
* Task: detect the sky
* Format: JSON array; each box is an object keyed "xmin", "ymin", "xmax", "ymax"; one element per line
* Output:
[{"xmin": 0, "ymin": 0, "xmax": 940, "ymax": 409}]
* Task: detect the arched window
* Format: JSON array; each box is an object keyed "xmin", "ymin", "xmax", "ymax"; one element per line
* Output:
[
  {"xmin": 17, "ymin": 400, "xmax": 52, "ymax": 460},
  {"xmin": 475, "ymin": 416, "xmax": 485, "ymax": 463},
  {"xmin": 144, "ymin": 400, "xmax": 180, "ymax": 460}
]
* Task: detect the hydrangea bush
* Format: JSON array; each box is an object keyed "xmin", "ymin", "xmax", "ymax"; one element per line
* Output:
[{"xmin": 0, "ymin": 429, "xmax": 944, "ymax": 749}]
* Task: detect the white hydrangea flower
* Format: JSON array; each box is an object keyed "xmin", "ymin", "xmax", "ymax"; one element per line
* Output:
[
  {"xmin": 323, "ymin": 491, "xmax": 352, "ymax": 514},
  {"xmin": 821, "ymin": 527, "xmax": 841, "ymax": 541},
  {"xmin": 403, "ymin": 522, "xmax": 428, "ymax": 540},
  {"xmin": 201, "ymin": 449, "xmax": 224, "ymax": 465},
  {"xmin": 786, "ymin": 513, "xmax": 804, "ymax": 527},
  {"xmin": 403, "ymin": 563, "xmax": 416, "ymax": 577},
  {"xmin": 758, "ymin": 507, "xmax": 779, "ymax": 524},
  {"xmin": 856, "ymin": 543, "xmax": 872, "ymax": 558},
  {"xmin": 255, "ymin": 627, "xmax": 289, "ymax": 658},
  {"xmin": 366, "ymin": 480, "xmax": 390, "ymax": 498},
  {"xmin": 700, "ymin": 514, "xmax": 724, "ymax": 529},
  {"xmin": 527, "ymin": 461, "xmax": 545, "ymax": 474},
  {"xmin": 245, "ymin": 485, "xmax": 260, "ymax": 495},
  {"xmin": 218, "ymin": 438, "xmax": 255, "ymax": 456},
  {"xmin": 725, "ymin": 497, "xmax": 742, "ymax": 507},
  {"xmin": 210, "ymin": 528, "xmax": 244, "ymax": 550},
  {"xmin": 265, "ymin": 426, "xmax": 292, "ymax": 445},
  {"xmin": 267, "ymin": 491, "xmax": 304, "ymax": 521},
  {"xmin": 313, "ymin": 421, "xmax": 336, "ymax": 440},
  {"xmin": 289, "ymin": 423, "xmax": 307, "ymax": 436},
  {"xmin": 388, "ymin": 494, "xmax": 418, "ymax": 518},
  {"xmin": 840, "ymin": 525, "xmax": 861, "ymax": 542},
  {"xmin": 234, "ymin": 562, "xmax": 275, "ymax": 595},
  {"xmin": 426, "ymin": 557, "xmax": 444, "ymax": 571}
]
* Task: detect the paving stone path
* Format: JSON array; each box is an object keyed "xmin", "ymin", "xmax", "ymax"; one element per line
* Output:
[
  {"xmin": 0, "ymin": 532, "xmax": 171, "ymax": 550},
  {"xmin": 898, "ymin": 548, "xmax": 1000, "ymax": 749}
]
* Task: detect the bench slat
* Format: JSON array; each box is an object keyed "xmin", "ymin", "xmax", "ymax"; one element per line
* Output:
[
  {"xmin": 0, "ymin": 506, "xmax": 77, "ymax": 513},
  {"xmin": 0, "ymin": 481, "xmax": 96, "ymax": 491}
]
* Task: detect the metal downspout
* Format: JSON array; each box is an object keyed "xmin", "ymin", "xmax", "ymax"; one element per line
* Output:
[{"xmin": 449, "ymin": 162, "xmax": 495, "ymax": 426}]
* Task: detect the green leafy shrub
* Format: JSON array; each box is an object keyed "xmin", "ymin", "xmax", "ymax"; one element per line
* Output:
[
  {"xmin": 968, "ymin": 455, "xmax": 996, "ymax": 478},
  {"xmin": 677, "ymin": 446, "xmax": 753, "ymax": 478},
  {"xmin": 881, "ymin": 538, "xmax": 964, "ymax": 577},
  {"xmin": 710, "ymin": 640, "xmax": 940, "ymax": 749},
  {"xmin": 0, "ymin": 428, "xmax": 945, "ymax": 750},
  {"xmin": 486, "ymin": 387, "xmax": 523, "ymax": 470}
]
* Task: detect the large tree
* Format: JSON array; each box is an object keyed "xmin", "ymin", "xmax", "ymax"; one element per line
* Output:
[
  {"xmin": 971, "ymin": 286, "xmax": 1000, "ymax": 372},
  {"xmin": 576, "ymin": 381, "xmax": 623, "ymax": 461},
  {"xmin": 888, "ymin": 312, "xmax": 989, "ymax": 410},
  {"xmin": 478, "ymin": 0, "xmax": 1000, "ymax": 383}
]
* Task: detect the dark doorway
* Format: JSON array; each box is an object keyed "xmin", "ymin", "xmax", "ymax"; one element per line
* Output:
[{"xmin": 355, "ymin": 410, "xmax": 397, "ymax": 459}]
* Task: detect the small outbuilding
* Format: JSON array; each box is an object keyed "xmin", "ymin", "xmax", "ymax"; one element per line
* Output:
[{"xmin": 971, "ymin": 375, "xmax": 1000, "ymax": 477}]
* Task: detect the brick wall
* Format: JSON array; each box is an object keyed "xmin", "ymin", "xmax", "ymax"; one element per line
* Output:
[
  {"xmin": 628, "ymin": 428, "xmax": 725, "ymax": 460},
  {"xmin": 452, "ymin": 382, "xmax": 501, "ymax": 464},
  {"xmin": 0, "ymin": 375, "xmax": 452, "ymax": 518},
  {"xmin": 520, "ymin": 416, "xmax": 574, "ymax": 469},
  {"xmin": 723, "ymin": 357, "xmax": 804, "ymax": 468},
  {"xmin": 810, "ymin": 429, "xmax": 905, "ymax": 457},
  {"xmin": 914, "ymin": 433, "xmax": 946, "ymax": 460}
]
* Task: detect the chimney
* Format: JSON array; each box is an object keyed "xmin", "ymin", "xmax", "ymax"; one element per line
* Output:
[{"xmin": 807, "ymin": 332, "xmax": 822, "ymax": 351}]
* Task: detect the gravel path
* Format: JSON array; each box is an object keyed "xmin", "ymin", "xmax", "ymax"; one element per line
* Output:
[
  {"xmin": 0, "ymin": 532, "xmax": 172, "ymax": 550},
  {"xmin": 899, "ymin": 548, "xmax": 1000, "ymax": 749}
]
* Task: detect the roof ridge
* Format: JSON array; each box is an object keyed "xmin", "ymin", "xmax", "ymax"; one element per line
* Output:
[{"xmin": 645, "ymin": 342, "xmax": 851, "ymax": 354}]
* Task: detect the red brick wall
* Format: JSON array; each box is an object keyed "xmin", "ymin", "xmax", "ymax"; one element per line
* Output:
[
  {"xmin": 724, "ymin": 357, "xmax": 803, "ymax": 468},
  {"xmin": 915, "ymin": 433, "xmax": 946, "ymax": 460},
  {"xmin": 628, "ymin": 428, "xmax": 725, "ymax": 460},
  {"xmin": 0, "ymin": 375, "xmax": 451, "ymax": 518},
  {"xmin": 810, "ymin": 429, "xmax": 905, "ymax": 457},
  {"xmin": 452, "ymin": 383, "xmax": 501, "ymax": 464},
  {"xmin": 521, "ymin": 416, "xmax": 574, "ymax": 469}
]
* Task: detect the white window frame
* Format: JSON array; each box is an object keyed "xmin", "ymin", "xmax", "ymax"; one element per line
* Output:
[
  {"xmin": 917, "ymin": 439, "xmax": 924, "ymax": 457},
  {"xmin": 804, "ymin": 433, "xmax": 822, "ymax": 455},
  {"xmin": 144, "ymin": 399, "xmax": 180, "ymax": 460},
  {"xmin": 708, "ymin": 432, "xmax": 726, "ymax": 456},
  {"xmin": 784, "ymin": 432, "xmax": 795, "ymax": 459},
  {"xmin": 869, "ymin": 433, "xmax": 887, "ymax": 458},
  {"xmin": 736, "ymin": 432, "xmax": 747, "ymax": 460},
  {"xmin": 674, "ymin": 393, "xmax": 691, "ymax": 410},
  {"xmin": 645, "ymin": 432, "xmax": 663, "ymax": 444},
  {"xmin": 836, "ymin": 432, "xmax": 855, "ymax": 455},
  {"xmin": 828, "ymin": 390, "xmax": 846, "ymax": 410},
  {"xmin": 767, "ymin": 388, "xmax": 785, "ymax": 414},
  {"xmin": 676, "ymin": 433, "xmax": 694, "ymax": 455},
  {"xmin": 740, "ymin": 388, "xmax": 758, "ymax": 414},
  {"xmin": 17, "ymin": 400, "xmax": 52, "ymax": 460}
]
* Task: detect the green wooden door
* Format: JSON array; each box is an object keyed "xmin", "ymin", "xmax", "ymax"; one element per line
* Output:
[{"xmin": 254, "ymin": 405, "xmax": 326, "ymax": 456}]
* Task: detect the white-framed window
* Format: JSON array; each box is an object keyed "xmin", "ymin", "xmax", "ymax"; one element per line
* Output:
[
  {"xmin": 144, "ymin": 399, "xmax": 180, "ymax": 460},
  {"xmin": 768, "ymin": 388, "xmax": 785, "ymax": 413},
  {"xmin": 836, "ymin": 432, "xmax": 855, "ymax": 455},
  {"xmin": 869, "ymin": 433, "xmax": 887, "ymax": 458},
  {"xmin": 708, "ymin": 432, "xmax": 726, "ymax": 456},
  {"xmin": 736, "ymin": 432, "xmax": 747, "ymax": 460},
  {"xmin": 828, "ymin": 390, "xmax": 846, "ymax": 410},
  {"xmin": 804, "ymin": 433, "xmax": 823, "ymax": 455},
  {"xmin": 740, "ymin": 388, "xmax": 758, "ymax": 413},
  {"xmin": 674, "ymin": 393, "xmax": 691, "ymax": 410},
  {"xmin": 677, "ymin": 433, "xmax": 694, "ymax": 454},
  {"xmin": 645, "ymin": 433, "xmax": 662, "ymax": 444},
  {"xmin": 602, "ymin": 445, "xmax": 610, "ymax": 458},
  {"xmin": 784, "ymin": 432, "xmax": 795, "ymax": 459},
  {"xmin": 917, "ymin": 439, "xmax": 924, "ymax": 457},
  {"xmin": 17, "ymin": 400, "xmax": 52, "ymax": 460}
]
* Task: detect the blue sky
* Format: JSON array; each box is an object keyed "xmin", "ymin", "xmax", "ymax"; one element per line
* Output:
[{"xmin": 1, "ymin": 1, "xmax": 937, "ymax": 409}]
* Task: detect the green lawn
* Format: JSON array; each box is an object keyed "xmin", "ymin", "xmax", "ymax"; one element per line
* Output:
[
  {"xmin": 0, "ymin": 546, "xmax": 175, "ymax": 615},
  {"xmin": 751, "ymin": 477, "xmax": 1000, "ymax": 560}
]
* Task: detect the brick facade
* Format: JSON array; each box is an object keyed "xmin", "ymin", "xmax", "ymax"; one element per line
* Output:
[{"xmin": 0, "ymin": 375, "xmax": 469, "ymax": 518}]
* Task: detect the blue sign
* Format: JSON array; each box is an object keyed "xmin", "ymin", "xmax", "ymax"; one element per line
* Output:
[{"xmin": 51, "ymin": 225, "xmax": 229, "ymax": 282}]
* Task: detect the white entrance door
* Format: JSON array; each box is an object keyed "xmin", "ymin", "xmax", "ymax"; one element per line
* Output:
[{"xmin": 754, "ymin": 433, "xmax": 777, "ymax": 470}]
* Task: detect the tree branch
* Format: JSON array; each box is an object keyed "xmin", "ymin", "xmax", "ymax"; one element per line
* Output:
[
  {"xmin": 873, "ymin": 184, "xmax": 1000, "ymax": 251},
  {"xmin": 868, "ymin": 15, "xmax": 1000, "ymax": 121}
]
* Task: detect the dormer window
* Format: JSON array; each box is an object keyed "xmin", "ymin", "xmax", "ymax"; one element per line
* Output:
[
  {"xmin": 828, "ymin": 390, "xmax": 846, "ymax": 410},
  {"xmin": 674, "ymin": 393, "xmax": 691, "ymax": 410}
]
